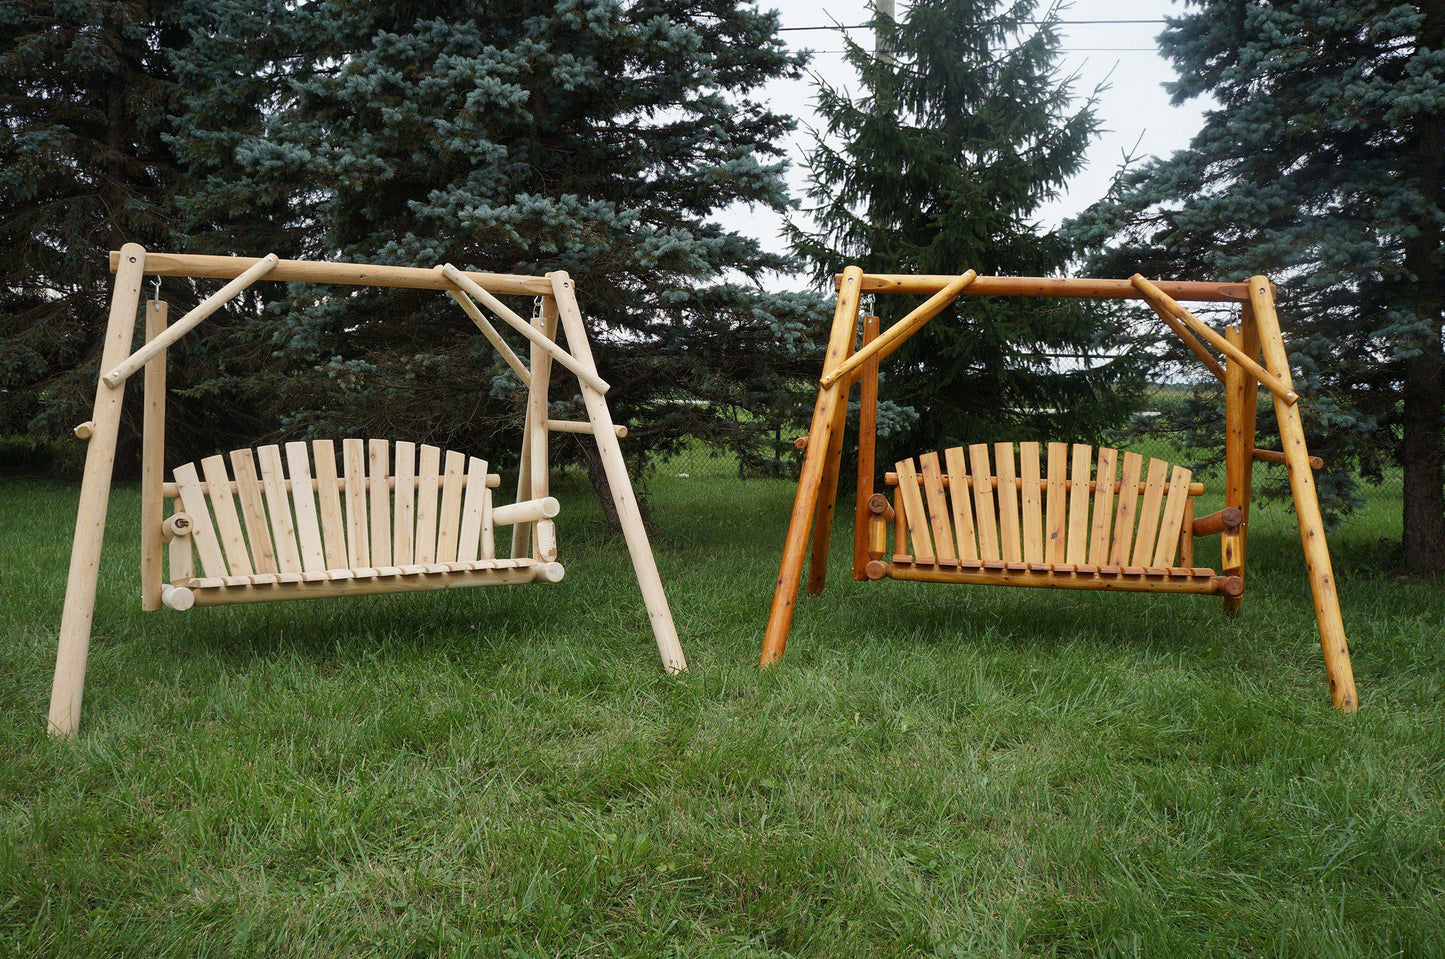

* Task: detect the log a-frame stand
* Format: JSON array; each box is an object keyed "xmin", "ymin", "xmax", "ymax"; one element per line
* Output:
[
  {"xmin": 761, "ymin": 267, "xmax": 1358, "ymax": 711},
  {"xmin": 48, "ymin": 244, "xmax": 686, "ymax": 735}
]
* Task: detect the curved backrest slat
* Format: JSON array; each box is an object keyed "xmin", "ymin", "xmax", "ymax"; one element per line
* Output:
[
  {"xmin": 393, "ymin": 441, "xmax": 416, "ymax": 566},
  {"xmin": 368, "ymin": 439, "xmax": 392, "ymax": 567},
  {"xmin": 342, "ymin": 438, "xmax": 369, "ymax": 568},
  {"xmin": 311, "ymin": 440, "xmax": 348, "ymax": 570},
  {"xmin": 173, "ymin": 462, "xmax": 229, "ymax": 577},
  {"xmin": 889, "ymin": 443, "xmax": 1203, "ymax": 573},
  {"xmin": 285, "ymin": 442, "xmax": 326, "ymax": 573},
  {"xmin": 230, "ymin": 448, "xmax": 277, "ymax": 574},
  {"xmin": 170, "ymin": 440, "xmax": 510, "ymax": 584},
  {"xmin": 200, "ymin": 454, "xmax": 252, "ymax": 576}
]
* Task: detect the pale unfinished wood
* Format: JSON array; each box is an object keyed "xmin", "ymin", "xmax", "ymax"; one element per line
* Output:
[
  {"xmin": 312, "ymin": 440, "xmax": 348, "ymax": 571},
  {"xmin": 527, "ymin": 298, "xmax": 559, "ymax": 558},
  {"xmin": 894, "ymin": 458, "xmax": 934, "ymax": 564},
  {"xmin": 1066, "ymin": 444, "xmax": 1092, "ymax": 565},
  {"xmin": 200, "ymin": 455, "xmax": 253, "ymax": 576},
  {"xmin": 1045, "ymin": 442, "xmax": 1068, "ymax": 564},
  {"xmin": 1019, "ymin": 442, "xmax": 1044, "ymax": 564},
  {"xmin": 284, "ymin": 442, "xmax": 326, "ymax": 573},
  {"xmin": 943, "ymin": 447, "xmax": 978, "ymax": 562},
  {"xmin": 140, "ymin": 300, "xmax": 168, "ymax": 612},
  {"xmin": 1089, "ymin": 448, "xmax": 1118, "ymax": 565},
  {"xmin": 848, "ymin": 273, "xmax": 1256, "ymax": 302},
  {"xmin": 104, "ymin": 255, "xmax": 279, "ymax": 387},
  {"xmin": 994, "ymin": 443, "xmax": 1022, "ymax": 563},
  {"xmin": 456, "ymin": 457, "xmax": 489, "ymax": 562},
  {"xmin": 114, "ymin": 250, "xmax": 553, "ymax": 296},
  {"xmin": 918, "ymin": 452, "xmax": 956, "ymax": 565},
  {"xmin": 436, "ymin": 450, "xmax": 467, "ymax": 564},
  {"xmin": 481, "ymin": 487, "xmax": 496, "ymax": 560},
  {"xmin": 343, "ymin": 438, "xmax": 370, "ymax": 569},
  {"xmin": 230, "ymin": 449, "xmax": 278, "ymax": 575},
  {"xmin": 968, "ymin": 444, "xmax": 1000, "ymax": 561},
  {"xmin": 546, "ymin": 419, "xmax": 627, "ymax": 438},
  {"xmin": 393, "ymin": 441, "xmax": 416, "ymax": 566},
  {"xmin": 415, "ymin": 444, "xmax": 441, "ymax": 564},
  {"xmin": 50, "ymin": 243, "xmax": 146, "ymax": 735},
  {"xmin": 368, "ymin": 439, "xmax": 392, "ymax": 568},
  {"xmin": 173, "ymin": 463, "xmax": 228, "ymax": 577},
  {"xmin": 1131, "ymin": 459, "xmax": 1170, "ymax": 567},
  {"xmin": 257, "ymin": 445, "xmax": 302, "ymax": 573}
]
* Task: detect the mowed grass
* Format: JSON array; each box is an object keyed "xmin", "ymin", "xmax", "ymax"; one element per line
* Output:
[{"xmin": 1, "ymin": 470, "xmax": 1441, "ymax": 957}]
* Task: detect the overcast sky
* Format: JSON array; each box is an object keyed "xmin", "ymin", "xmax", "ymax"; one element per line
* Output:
[{"xmin": 721, "ymin": 0, "xmax": 1212, "ymax": 273}]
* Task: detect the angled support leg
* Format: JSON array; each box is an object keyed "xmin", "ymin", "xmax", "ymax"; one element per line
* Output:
[
  {"xmin": 806, "ymin": 335, "xmax": 855, "ymax": 595},
  {"xmin": 761, "ymin": 266, "xmax": 865, "ymax": 665},
  {"xmin": 49, "ymin": 243, "xmax": 148, "ymax": 735},
  {"xmin": 548, "ymin": 272, "xmax": 686, "ymax": 672},
  {"xmin": 1248, "ymin": 277, "xmax": 1358, "ymax": 711}
]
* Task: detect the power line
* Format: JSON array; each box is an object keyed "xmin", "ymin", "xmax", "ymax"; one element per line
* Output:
[{"xmin": 779, "ymin": 19, "xmax": 1166, "ymax": 32}]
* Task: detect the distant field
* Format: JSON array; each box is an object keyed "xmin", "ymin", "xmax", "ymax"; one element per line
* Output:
[{"xmin": 1, "ymin": 473, "xmax": 1439, "ymax": 956}]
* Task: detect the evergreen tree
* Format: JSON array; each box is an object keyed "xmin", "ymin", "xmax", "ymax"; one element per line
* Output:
[
  {"xmin": 0, "ymin": 0, "xmax": 184, "ymax": 458},
  {"xmin": 1069, "ymin": 1, "xmax": 1445, "ymax": 575},
  {"xmin": 172, "ymin": 0, "xmax": 820, "ymax": 491},
  {"xmin": 790, "ymin": 0, "xmax": 1143, "ymax": 462}
]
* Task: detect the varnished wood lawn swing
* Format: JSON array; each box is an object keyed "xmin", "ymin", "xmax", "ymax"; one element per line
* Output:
[
  {"xmin": 762, "ymin": 267, "xmax": 1358, "ymax": 711},
  {"xmin": 48, "ymin": 244, "xmax": 687, "ymax": 735}
]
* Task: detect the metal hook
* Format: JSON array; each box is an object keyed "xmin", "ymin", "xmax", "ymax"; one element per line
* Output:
[
  {"xmin": 151, "ymin": 277, "xmax": 162, "ymax": 307},
  {"xmin": 532, "ymin": 295, "xmax": 544, "ymax": 323}
]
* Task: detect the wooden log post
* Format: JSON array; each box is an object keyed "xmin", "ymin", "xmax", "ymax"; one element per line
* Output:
[
  {"xmin": 548, "ymin": 272, "xmax": 686, "ymax": 673},
  {"xmin": 49, "ymin": 243, "xmax": 148, "ymax": 735},
  {"xmin": 140, "ymin": 300, "xmax": 169, "ymax": 611},
  {"xmin": 806, "ymin": 334, "xmax": 855, "ymax": 595},
  {"xmin": 525, "ymin": 297, "xmax": 559, "ymax": 560},
  {"xmin": 852, "ymin": 315, "xmax": 882, "ymax": 580},
  {"xmin": 1222, "ymin": 321, "xmax": 1260, "ymax": 616},
  {"xmin": 761, "ymin": 266, "xmax": 864, "ymax": 665},
  {"xmin": 1248, "ymin": 277, "xmax": 1358, "ymax": 711}
]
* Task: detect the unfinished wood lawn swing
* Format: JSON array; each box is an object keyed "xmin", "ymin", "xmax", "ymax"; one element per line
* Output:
[
  {"xmin": 762, "ymin": 267, "xmax": 1358, "ymax": 711},
  {"xmin": 49, "ymin": 244, "xmax": 687, "ymax": 735}
]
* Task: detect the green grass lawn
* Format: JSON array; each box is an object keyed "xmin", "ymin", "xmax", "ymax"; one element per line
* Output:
[{"xmin": 1, "ymin": 470, "xmax": 1441, "ymax": 956}]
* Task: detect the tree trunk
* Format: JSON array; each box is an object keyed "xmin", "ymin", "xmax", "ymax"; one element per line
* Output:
[
  {"xmin": 578, "ymin": 438, "xmax": 653, "ymax": 535},
  {"xmin": 1401, "ymin": 1, "xmax": 1445, "ymax": 577}
]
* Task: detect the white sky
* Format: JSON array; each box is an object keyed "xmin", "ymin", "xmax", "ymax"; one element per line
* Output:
[{"xmin": 721, "ymin": 0, "xmax": 1211, "ymax": 272}]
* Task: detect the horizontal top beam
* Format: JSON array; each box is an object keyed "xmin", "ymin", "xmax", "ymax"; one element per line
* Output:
[
  {"xmin": 111, "ymin": 250, "xmax": 553, "ymax": 296},
  {"xmin": 842, "ymin": 272, "xmax": 1255, "ymax": 302}
]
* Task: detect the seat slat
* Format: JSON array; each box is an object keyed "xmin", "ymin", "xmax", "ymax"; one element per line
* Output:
[
  {"xmin": 393, "ymin": 441, "xmax": 416, "ymax": 566},
  {"xmin": 311, "ymin": 440, "xmax": 349, "ymax": 571},
  {"xmin": 1131, "ymin": 458, "xmax": 1170, "ymax": 567},
  {"xmin": 1066, "ymin": 444, "xmax": 1092, "ymax": 564},
  {"xmin": 435, "ymin": 450, "xmax": 467, "ymax": 564},
  {"xmin": 257, "ymin": 444, "xmax": 302, "ymax": 573},
  {"xmin": 1153, "ymin": 466, "xmax": 1194, "ymax": 568},
  {"xmin": 284, "ymin": 442, "xmax": 326, "ymax": 573},
  {"xmin": 1045, "ymin": 442, "xmax": 1068, "ymax": 564},
  {"xmin": 415, "ymin": 444, "xmax": 441, "ymax": 565},
  {"xmin": 894, "ymin": 458, "xmax": 934, "ymax": 564},
  {"xmin": 943, "ymin": 446, "xmax": 977, "ymax": 561},
  {"xmin": 368, "ymin": 439, "xmax": 392, "ymax": 568},
  {"xmin": 199, "ymin": 455, "xmax": 253, "ymax": 576},
  {"xmin": 343, "ymin": 438, "xmax": 370, "ymax": 568},
  {"xmin": 228, "ymin": 449, "xmax": 277, "ymax": 575},
  {"xmin": 456, "ymin": 457, "xmax": 490, "ymax": 563},
  {"xmin": 1019, "ymin": 442, "xmax": 1044, "ymax": 564},
  {"xmin": 994, "ymin": 442, "xmax": 1022, "ymax": 563},
  {"xmin": 918, "ymin": 452, "xmax": 955, "ymax": 565},
  {"xmin": 1089, "ymin": 447, "xmax": 1118, "ymax": 565},
  {"xmin": 1110, "ymin": 451, "xmax": 1143, "ymax": 565},
  {"xmin": 173, "ymin": 462, "xmax": 229, "ymax": 578},
  {"xmin": 967, "ymin": 444, "xmax": 999, "ymax": 561}
]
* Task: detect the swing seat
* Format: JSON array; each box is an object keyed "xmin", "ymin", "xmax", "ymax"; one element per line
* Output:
[
  {"xmin": 870, "ymin": 441, "xmax": 1242, "ymax": 597},
  {"xmin": 159, "ymin": 438, "xmax": 563, "ymax": 609}
]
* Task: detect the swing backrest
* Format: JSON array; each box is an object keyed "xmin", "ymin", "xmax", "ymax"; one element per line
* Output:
[
  {"xmin": 886, "ymin": 442, "xmax": 1201, "ymax": 570},
  {"xmin": 166, "ymin": 438, "xmax": 503, "ymax": 582}
]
